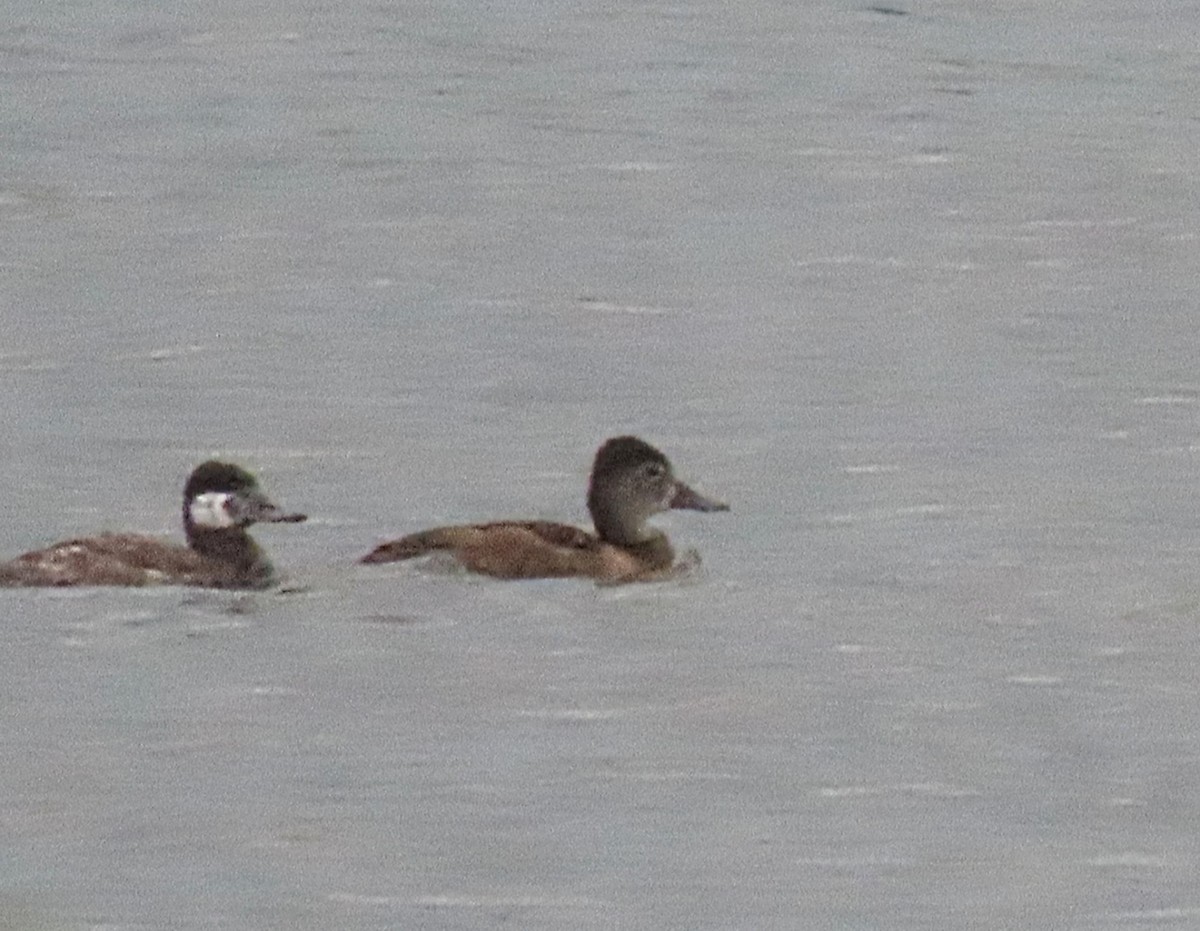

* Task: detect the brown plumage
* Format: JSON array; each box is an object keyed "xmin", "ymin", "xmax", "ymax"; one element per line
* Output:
[
  {"xmin": 0, "ymin": 461, "xmax": 306, "ymax": 589},
  {"xmin": 361, "ymin": 436, "xmax": 727, "ymax": 583}
]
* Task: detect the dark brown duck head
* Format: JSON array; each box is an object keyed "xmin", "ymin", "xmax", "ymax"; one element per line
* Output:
[
  {"xmin": 182, "ymin": 461, "xmax": 307, "ymax": 559},
  {"xmin": 585, "ymin": 436, "xmax": 728, "ymax": 547}
]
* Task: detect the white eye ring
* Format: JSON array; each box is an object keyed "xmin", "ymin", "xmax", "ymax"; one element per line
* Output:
[{"xmin": 189, "ymin": 492, "xmax": 237, "ymax": 529}]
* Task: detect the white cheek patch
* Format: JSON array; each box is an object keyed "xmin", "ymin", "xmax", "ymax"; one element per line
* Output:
[{"xmin": 189, "ymin": 492, "xmax": 238, "ymax": 529}]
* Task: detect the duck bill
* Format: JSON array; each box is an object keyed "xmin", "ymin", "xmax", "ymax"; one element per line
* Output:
[
  {"xmin": 669, "ymin": 481, "xmax": 729, "ymax": 513},
  {"xmin": 234, "ymin": 491, "xmax": 308, "ymax": 525},
  {"xmin": 261, "ymin": 507, "xmax": 308, "ymax": 524}
]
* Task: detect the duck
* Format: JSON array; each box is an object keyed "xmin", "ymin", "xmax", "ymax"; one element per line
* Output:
[
  {"xmin": 361, "ymin": 435, "xmax": 728, "ymax": 582},
  {"xmin": 0, "ymin": 460, "xmax": 306, "ymax": 589}
]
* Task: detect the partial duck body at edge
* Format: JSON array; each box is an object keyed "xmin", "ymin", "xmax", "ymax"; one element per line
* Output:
[
  {"xmin": 0, "ymin": 532, "xmax": 275, "ymax": 589},
  {"xmin": 0, "ymin": 461, "xmax": 306, "ymax": 590}
]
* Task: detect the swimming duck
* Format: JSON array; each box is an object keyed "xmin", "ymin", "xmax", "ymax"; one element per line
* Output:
[
  {"xmin": 0, "ymin": 461, "xmax": 306, "ymax": 589},
  {"xmin": 361, "ymin": 435, "xmax": 728, "ymax": 582}
]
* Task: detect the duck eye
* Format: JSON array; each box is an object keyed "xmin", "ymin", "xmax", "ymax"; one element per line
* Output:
[{"xmin": 642, "ymin": 461, "xmax": 665, "ymax": 480}]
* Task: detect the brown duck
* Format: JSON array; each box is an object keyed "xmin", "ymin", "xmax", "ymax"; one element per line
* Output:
[
  {"xmin": 361, "ymin": 436, "xmax": 728, "ymax": 582},
  {"xmin": 0, "ymin": 461, "xmax": 306, "ymax": 589}
]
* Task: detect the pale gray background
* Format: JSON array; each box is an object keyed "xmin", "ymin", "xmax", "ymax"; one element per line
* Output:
[{"xmin": 3, "ymin": 1, "xmax": 1200, "ymax": 928}]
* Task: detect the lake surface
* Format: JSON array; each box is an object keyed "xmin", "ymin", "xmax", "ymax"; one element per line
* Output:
[{"xmin": 4, "ymin": 1, "xmax": 1200, "ymax": 928}]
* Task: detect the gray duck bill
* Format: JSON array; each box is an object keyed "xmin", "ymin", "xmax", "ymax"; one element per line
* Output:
[{"xmin": 669, "ymin": 481, "xmax": 729, "ymax": 512}]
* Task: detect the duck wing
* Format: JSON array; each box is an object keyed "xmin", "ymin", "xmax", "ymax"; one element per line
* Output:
[
  {"xmin": 358, "ymin": 521, "xmax": 687, "ymax": 583},
  {"xmin": 360, "ymin": 520, "xmax": 599, "ymax": 566}
]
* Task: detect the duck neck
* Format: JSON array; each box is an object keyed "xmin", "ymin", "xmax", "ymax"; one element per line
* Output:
[
  {"xmin": 589, "ymin": 500, "xmax": 646, "ymax": 547},
  {"xmin": 185, "ymin": 523, "xmax": 273, "ymax": 582},
  {"xmin": 590, "ymin": 505, "xmax": 672, "ymax": 564},
  {"xmin": 623, "ymin": 533, "xmax": 675, "ymax": 572}
]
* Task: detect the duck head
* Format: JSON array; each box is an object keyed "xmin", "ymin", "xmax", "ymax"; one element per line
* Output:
[
  {"xmin": 182, "ymin": 461, "xmax": 307, "ymax": 539},
  {"xmin": 586, "ymin": 436, "xmax": 727, "ymax": 546}
]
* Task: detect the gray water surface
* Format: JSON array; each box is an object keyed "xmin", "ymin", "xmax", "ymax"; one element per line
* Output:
[{"xmin": 4, "ymin": 1, "xmax": 1200, "ymax": 928}]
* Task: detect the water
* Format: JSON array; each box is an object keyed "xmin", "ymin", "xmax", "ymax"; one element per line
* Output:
[{"xmin": 3, "ymin": 1, "xmax": 1200, "ymax": 927}]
